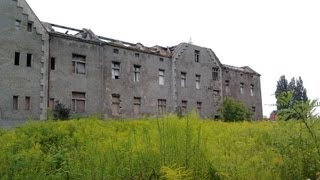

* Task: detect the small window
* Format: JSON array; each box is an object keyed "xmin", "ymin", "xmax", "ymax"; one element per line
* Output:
[
  {"xmin": 158, "ymin": 99, "xmax": 166, "ymax": 114},
  {"xmin": 49, "ymin": 98, "xmax": 55, "ymax": 109},
  {"xmin": 225, "ymin": 80, "xmax": 230, "ymax": 93},
  {"xmin": 181, "ymin": 100, "xmax": 187, "ymax": 114},
  {"xmin": 159, "ymin": 57, "xmax": 164, "ymax": 62},
  {"xmin": 13, "ymin": 96, "xmax": 18, "ymax": 110},
  {"xmin": 212, "ymin": 67, "xmax": 219, "ymax": 80},
  {"xmin": 15, "ymin": 20, "xmax": 21, "ymax": 30},
  {"xmin": 51, "ymin": 57, "xmax": 55, "ymax": 70},
  {"xmin": 196, "ymin": 102, "xmax": 202, "ymax": 114},
  {"xmin": 181, "ymin": 72, "xmax": 186, "ymax": 87},
  {"xmin": 194, "ymin": 50, "xmax": 200, "ymax": 63},
  {"xmin": 133, "ymin": 65, "xmax": 141, "ymax": 82},
  {"xmin": 133, "ymin": 97, "xmax": 141, "ymax": 115},
  {"xmin": 27, "ymin": 22, "xmax": 33, "ymax": 32},
  {"xmin": 111, "ymin": 94, "xmax": 120, "ymax": 116},
  {"xmin": 72, "ymin": 92, "xmax": 86, "ymax": 113},
  {"xmin": 159, "ymin": 69, "xmax": 165, "ymax": 85},
  {"xmin": 113, "ymin": 49, "xmax": 119, "ymax": 54},
  {"xmin": 196, "ymin": 74, "xmax": 201, "ymax": 89},
  {"xmin": 25, "ymin": 96, "xmax": 31, "ymax": 110},
  {"xmin": 27, "ymin": 53, "xmax": 32, "ymax": 67},
  {"xmin": 14, "ymin": 52, "xmax": 20, "ymax": 65},
  {"xmin": 135, "ymin": 53, "xmax": 140, "ymax": 58},
  {"xmin": 240, "ymin": 83, "xmax": 244, "ymax": 94},
  {"xmin": 252, "ymin": 106, "xmax": 256, "ymax": 114},
  {"xmin": 72, "ymin": 54, "xmax": 86, "ymax": 74},
  {"xmin": 250, "ymin": 84, "xmax": 254, "ymax": 96},
  {"xmin": 112, "ymin": 62, "xmax": 120, "ymax": 79}
]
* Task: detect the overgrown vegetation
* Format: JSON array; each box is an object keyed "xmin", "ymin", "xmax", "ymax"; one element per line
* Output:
[
  {"xmin": 0, "ymin": 113, "xmax": 319, "ymax": 179},
  {"xmin": 218, "ymin": 97, "xmax": 252, "ymax": 121},
  {"xmin": 53, "ymin": 101, "xmax": 71, "ymax": 120}
]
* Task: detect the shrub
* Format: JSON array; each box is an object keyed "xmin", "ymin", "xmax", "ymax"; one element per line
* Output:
[
  {"xmin": 53, "ymin": 102, "xmax": 71, "ymax": 120},
  {"xmin": 218, "ymin": 97, "xmax": 252, "ymax": 121}
]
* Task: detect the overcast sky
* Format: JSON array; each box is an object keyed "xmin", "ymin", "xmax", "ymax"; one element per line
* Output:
[{"xmin": 27, "ymin": 0, "xmax": 320, "ymax": 117}]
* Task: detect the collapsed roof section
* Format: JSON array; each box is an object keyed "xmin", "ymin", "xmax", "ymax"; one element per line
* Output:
[
  {"xmin": 42, "ymin": 22, "xmax": 173, "ymax": 57},
  {"xmin": 223, "ymin": 64, "xmax": 260, "ymax": 76}
]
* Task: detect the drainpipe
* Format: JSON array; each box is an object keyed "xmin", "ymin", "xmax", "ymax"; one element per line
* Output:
[{"xmin": 47, "ymin": 36, "xmax": 51, "ymax": 120}]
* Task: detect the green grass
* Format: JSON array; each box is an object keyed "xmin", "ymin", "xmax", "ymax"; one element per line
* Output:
[{"xmin": 0, "ymin": 113, "xmax": 319, "ymax": 179}]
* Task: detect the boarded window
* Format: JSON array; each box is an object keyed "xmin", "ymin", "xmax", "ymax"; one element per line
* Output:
[
  {"xmin": 14, "ymin": 52, "xmax": 20, "ymax": 65},
  {"xmin": 13, "ymin": 96, "xmax": 18, "ymax": 110},
  {"xmin": 195, "ymin": 50, "xmax": 200, "ymax": 63},
  {"xmin": 133, "ymin": 97, "xmax": 141, "ymax": 115},
  {"xmin": 27, "ymin": 53, "xmax": 32, "ymax": 67},
  {"xmin": 15, "ymin": 20, "xmax": 21, "ymax": 30},
  {"xmin": 25, "ymin": 96, "xmax": 31, "ymax": 110},
  {"xmin": 72, "ymin": 92, "xmax": 86, "ymax": 113},
  {"xmin": 72, "ymin": 54, "xmax": 86, "ymax": 74},
  {"xmin": 111, "ymin": 94, "xmax": 120, "ymax": 116},
  {"xmin": 196, "ymin": 75, "xmax": 200, "ymax": 89},
  {"xmin": 212, "ymin": 67, "xmax": 219, "ymax": 80},
  {"xmin": 27, "ymin": 22, "xmax": 33, "ymax": 32},
  {"xmin": 240, "ymin": 83, "xmax": 244, "ymax": 94},
  {"xmin": 49, "ymin": 98, "xmax": 55, "ymax": 109},
  {"xmin": 181, "ymin": 100, "xmax": 187, "ymax": 114},
  {"xmin": 159, "ymin": 69, "xmax": 165, "ymax": 85},
  {"xmin": 51, "ymin": 57, "xmax": 55, "ymax": 70},
  {"xmin": 112, "ymin": 62, "xmax": 120, "ymax": 79},
  {"xmin": 250, "ymin": 84, "xmax": 254, "ymax": 96},
  {"xmin": 133, "ymin": 65, "xmax": 141, "ymax": 82},
  {"xmin": 181, "ymin": 72, "xmax": 186, "ymax": 87},
  {"xmin": 158, "ymin": 99, "xmax": 166, "ymax": 114}
]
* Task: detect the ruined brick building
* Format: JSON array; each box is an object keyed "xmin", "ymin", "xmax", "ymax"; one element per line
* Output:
[{"xmin": 0, "ymin": 0, "xmax": 263, "ymax": 121}]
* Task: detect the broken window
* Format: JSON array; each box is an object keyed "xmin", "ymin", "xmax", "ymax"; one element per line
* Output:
[
  {"xmin": 112, "ymin": 62, "xmax": 120, "ymax": 79},
  {"xmin": 113, "ymin": 48, "xmax": 119, "ymax": 54},
  {"xmin": 72, "ymin": 92, "xmax": 86, "ymax": 113},
  {"xmin": 135, "ymin": 53, "xmax": 140, "ymax": 58},
  {"xmin": 196, "ymin": 102, "xmax": 202, "ymax": 114},
  {"xmin": 15, "ymin": 20, "xmax": 21, "ymax": 30},
  {"xmin": 14, "ymin": 52, "xmax": 20, "ymax": 65},
  {"xmin": 158, "ymin": 99, "xmax": 166, "ymax": 114},
  {"xmin": 111, "ymin": 94, "xmax": 120, "ymax": 116},
  {"xmin": 240, "ymin": 83, "xmax": 244, "ymax": 94},
  {"xmin": 195, "ymin": 50, "xmax": 200, "ymax": 63},
  {"xmin": 133, "ymin": 97, "xmax": 141, "ymax": 115},
  {"xmin": 13, "ymin": 96, "xmax": 18, "ymax": 110},
  {"xmin": 181, "ymin": 72, "xmax": 186, "ymax": 87},
  {"xmin": 225, "ymin": 80, "xmax": 230, "ymax": 93},
  {"xmin": 49, "ymin": 98, "xmax": 55, "ymax": 109},
  {"xmin": 51, "ymin": 57, "xmax": 55, "ymax": 70},
  {"xmin": 159, "ymin": 69, "xmax": 165, "ymax": 85},
  {"xmin": 27, "ymin": 53, "xmax": 32, "ymax": 67},
  {"xmin": 72, "ymin": 54, "xmax": 86, "ymax": 74},
  {"xmin": 181, "ymin": 100, "xmax": 187, "ymax": 114},
  {"xmin": 133, "ymin": 65, "xmax": 141, "ymax": 82},
  {"xmin": 212, "ymin": 67, "xmax": 219, "ymax": 80},
  {"xmin": 196, "ymin": 74, "xmax": 200, "ymax": 89},
  {"xmin": 27, "ymin": 22, "xmax": 33, "ymax": 32},
  {"xmin": 250, "ymin": 84, "xmax": 254, "ymax": 96},
  {"xmin": 25, "ymin": 96, "xmax": 31, "ymax": 110}
]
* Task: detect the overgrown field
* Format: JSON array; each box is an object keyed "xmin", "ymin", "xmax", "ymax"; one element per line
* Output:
[{"xmin": 0, "ymin": 114, "xmax": 320, "ymax": 179}]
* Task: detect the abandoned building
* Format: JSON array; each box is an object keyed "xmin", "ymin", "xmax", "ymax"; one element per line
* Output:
[{"xmin": 0, "ymin": 0, "xmax": 263, "ymax": 121}]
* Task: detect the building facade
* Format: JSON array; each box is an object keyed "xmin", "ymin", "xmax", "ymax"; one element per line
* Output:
[{"xmin": 0, "ymin": 0, "xmax": 263, "ymax": 121}]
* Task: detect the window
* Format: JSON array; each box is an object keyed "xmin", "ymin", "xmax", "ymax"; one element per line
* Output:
[
  {"xmin": 51, "ymin": 57, "xmax": 55, "ymax": 70},
  {"xmin": 14, "ymin": 52, "xmax": 20, "ymax": 65},
  {"xmin": 181, "ymin": 100, "xmax": 187, "ymax": 114},
  {"xmin": 159, "ymin": 69, "xmax": 165, "ymax": 85},
  {"xmin": 225, "ymin": 80, "xmax": 230, "ymax": 93},
  {"xmin": 240, "ymin": 83, "xmax": 244, "ymax": 94},
  {"xmin": 158, "ymin": 99, "xmax": 166, "ymax": 114},
  {"xmin": 27, "ymin": 53, "xmax": 32, "ymax": 67},
  {"xmin": 15, "ymin": 20, "xmax": 21, "ymax": 30},
  {"xmin": 112, "ymin": 62, "xmax": 120, "ymax": 79},
  {"xmin": 27, "ymin": 22, "xmax": 33, "ymax": 32},
  {"xmin": 133, "ymin": 97, "xmax": 141, "ymax": 115},
  {"xmin": 197, "ymin": 102, "xmax": 202, "ymax": 114},
  {"xmin": 13, "ymin": 96, "xmax": 18, "ymax": 110},
  {"xmin": 159, "ymin": 57, "xmax": 164, "ymax": 62},
  {"xmin": 181, "ymin": 72, "xmax": 186, "ymax": 87},
  {"xmin": 133, "ymin": 65, "xmax": 141, "ymax": 82},
  {"xmin": 252, "ymin": 106, "xmax": 256, "ymax": 114},
  {"xmin": 195, "ymin": 50, "xmax": 200, "ymax": 63},
  {"xmin": 250, "ymin": 84, "xmax": 254, "ymax": 96},
  {"xmin": 113, "ymin": 48, "xmax": 119, "ymax": 54},
  {"xmin": 196, "ymin": 75, "xmax": 200, "ymax": 89},
  {"xmin": 25, "ymin": 96, "xmax": 31, "ymax": 110},
  {"xmin": 135, "ymin": 53, "xmax": 140, "ymax": 58},
  {"xmin": 49, "ymin": 98, "xmax": 55, "ymax": 109},
  {"xmin": 212, "ymin": 67, "xmax": 219, "ymax": 80},
  {"xmin": 72, "ymin": 92, "xmax": 86, "ymax": 113},
  {"xmin": 111, "ymin": 94, "xmax": 120, "ymax": 116},
  {"xmin": 72, "ymin": 54, "xmax": 86, "ymax": 74}
]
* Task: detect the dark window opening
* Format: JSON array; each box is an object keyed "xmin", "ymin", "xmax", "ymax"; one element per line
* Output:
[
  {"xmin": 159, "ymin": 57, "xmax": 164, "ymax": 62},
  {"xmin": 25, "ymin": 96, "xmax": 31, "ymax": 110},
  {"xmin": 14, "ymin": 52, "xmax": 20, "ymax": 65},
  {"xmin": 27, "ymin": 53, "xmax": 32, "ymax": 67},
  {"xmin": 195, "ymin": 50, "xmax": 200, "ymax": 63},
  {"xmin": 27, "ymin": 22, "xmax": 33, "ymax": 32},
  {"xmin": 51, "ymin": 57, "xmax": 55, "ymax": 70},
  {"xmin": 13, "ymin": 96, "xmax": 18, "ymax": 110},
  {"xmin": 212, "ymin": 67, "xmax": 219, "ymax": 80},
  {"xmin": 113, "ymin": 49, "xmax": 119, "ymax": 54},
  {"xmin": 135, "ymin": 53, "xmax": 140, "ymax": 58}
]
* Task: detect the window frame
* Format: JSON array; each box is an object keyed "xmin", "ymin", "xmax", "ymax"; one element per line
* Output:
[
  {"xmin": 195, "ymin": 74, "xmax": 201, "ymax": 89},
  {"xmin": 72, "ymin": 54, "xmax": 86, "ymax": 75},
  {"xmin": 181, "ymin": 72, "xmax": 186, "ymax": 88},
  {"xmin": 72, "ymin": 92, "xmax": 86, "ymax": 113},
  {"xmin": 159, "ymin": 69, "xmax": 165, "ymax": 85},
  {"xmin": 112, "ymin": 62, "xmax": 120, "ymax": 79},
  {"xmin": 133, "ymin": 65, "xmax": 141, "ymax": 83}
]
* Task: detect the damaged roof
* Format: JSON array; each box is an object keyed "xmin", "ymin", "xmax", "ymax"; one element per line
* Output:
[{"xmin": 223, "ymin": 64, "xmax": 260, "ymax": 75}]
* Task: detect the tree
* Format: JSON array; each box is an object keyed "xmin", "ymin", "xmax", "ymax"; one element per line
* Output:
[
  {"xmin": 218, "ymin": 97, "xmax": 252, "ymax": 122},
  {"xmin": 53, "ymin": 101, "xmax": 71, "ymax": 120}
]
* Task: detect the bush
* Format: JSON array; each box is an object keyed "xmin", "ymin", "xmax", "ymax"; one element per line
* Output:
[
  {"xmin": 218, "ymin": 97, "xmax": 252, "ymax": 121},
  {"xmin": 53, "ymin": 102, "xmax": 71, "ymax": 120}
]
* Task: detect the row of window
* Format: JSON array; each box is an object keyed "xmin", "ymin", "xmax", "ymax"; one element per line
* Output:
[
  {"xmin": 12, "ymin": 96, "xmax": 31, "ymax": 111},
  {"xmin": 225, "ymin": 80, "xmax": 255, "ymax": 96},
  {"xmin": 14, "ymin": 52, "xmax": 32, "ymax": 67},
  {"xmin": 15, "ymin": 19, "xmax": 33, "ymax": 32}
]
